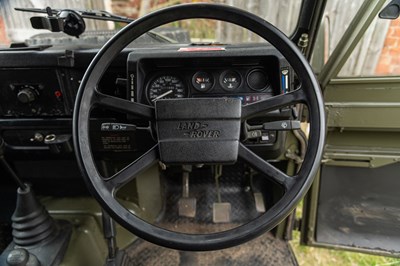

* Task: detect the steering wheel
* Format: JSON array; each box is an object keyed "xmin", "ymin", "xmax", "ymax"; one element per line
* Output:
[{"xmin": 73, "ymin": 3, "xmax": 325, "ymax": 251}]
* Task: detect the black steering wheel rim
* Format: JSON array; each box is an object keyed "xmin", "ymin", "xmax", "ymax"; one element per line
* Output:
[{"xmin": 73, "ymin": 3, "xmax": 325, "ymax": 251}]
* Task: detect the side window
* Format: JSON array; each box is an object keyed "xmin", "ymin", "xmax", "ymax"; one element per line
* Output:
[
  {"xmin": 311, "ymin": 0, "xmax": 364, "ymax": 74},
  {"xmin": 338, "ymin": 16, "xmax": 391, "ymax": 77},
  {"xmin": 312, "ymin": 0, "xmax": 395, "ymax": 77}
]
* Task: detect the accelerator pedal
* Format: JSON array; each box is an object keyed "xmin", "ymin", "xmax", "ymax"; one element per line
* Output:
[{"xmin": 248, "ymin": 168, "xmax": 266, "ymax": 213}]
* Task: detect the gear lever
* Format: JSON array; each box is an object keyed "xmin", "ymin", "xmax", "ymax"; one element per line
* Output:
[
  {"xmin": 0, "ymin": 137, "xmax": 27, "ymax": 190},
  {"xmin": 0, "ymin": 136, "xmax": 72, "ymax": 266}
]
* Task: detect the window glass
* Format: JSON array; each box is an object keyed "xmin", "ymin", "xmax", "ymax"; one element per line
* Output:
[
  {"xmin": 325, "ymin": 0, "xmax": 365, "ymax": 55},
  {"xmin": 312, "ymin": 0, "xmax": 395, "ymax": 77},
  {"xmin": 311, "ymin": 0, "xmax": 364, "ymax": 74},
  {"xmin": 0, "ymin": 0, "xmax": 302, "ymax": 46},
  {"xmin": 338, "ymin": 14, "xmax": 391, "ymax": 77}
]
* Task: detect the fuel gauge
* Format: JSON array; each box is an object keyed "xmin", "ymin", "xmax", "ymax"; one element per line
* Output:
[{"xmin": 192, "ymin": 71, "xmax": 214, "ymax": 92}]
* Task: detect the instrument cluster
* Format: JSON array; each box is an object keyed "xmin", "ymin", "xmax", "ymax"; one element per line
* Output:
[
  {"xmin": 144, "ymin": 66, "xmax": 274, "ymax": 106},
  {"xmin": 127, "ymin": 45, "xmax": 292, "ymax": 107}
]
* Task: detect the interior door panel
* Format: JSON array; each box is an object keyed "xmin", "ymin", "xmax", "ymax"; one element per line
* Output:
[{"xmin": 301, "ymin": 78, "xmax": 400, "ymax": 257}]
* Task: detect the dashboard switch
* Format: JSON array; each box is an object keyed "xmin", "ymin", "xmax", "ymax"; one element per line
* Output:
[
  {"xmin": 245, "ymin": 130, "xmax": 262, "ymax": 140},
  {"xmin": 101, "ymin": 123, "xmax": 136, "ymax": 132},
  {"xmin": 44, "ymin": 134, "xmax": 73, "ymax": 153},
  {"xmin": 30, "ymin": 133, "xmax": 44, "ymax": 143},
  {"xmin": 17, "ymin": 88, "xmax": 37, "ymax": 104},
  {"xmin": 263, "ymin": 120, "xmax": 301, "ymax": 131}
]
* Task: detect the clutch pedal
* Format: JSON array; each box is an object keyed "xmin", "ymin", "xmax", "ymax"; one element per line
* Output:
[{"xmin": 178, "ymin": 165, "xmax": 196, "ymax": 218}]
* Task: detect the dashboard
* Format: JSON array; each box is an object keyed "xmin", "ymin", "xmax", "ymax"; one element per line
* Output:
[
  {"xmin": 0, "ymin": 44, "xmax": 295, "ymax": 182},
  {"xmin": 128, "ymin": 45, "xmax": 292, "ymax": 106}
]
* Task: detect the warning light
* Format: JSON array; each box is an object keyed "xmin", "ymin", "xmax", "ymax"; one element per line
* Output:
[{"xmin": 54, "ymin": 90, "xmax": 62, "ymax": 98}]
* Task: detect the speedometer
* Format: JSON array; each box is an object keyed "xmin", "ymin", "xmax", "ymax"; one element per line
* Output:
[{"xmin": 147, "ymin": 75, "xmax": 187, "ymax": 104}]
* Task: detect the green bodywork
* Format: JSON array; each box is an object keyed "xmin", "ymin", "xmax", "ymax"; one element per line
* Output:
[
  {"xmin": 45, "ymin": 198, "xmax": 135, "ymax": 266},
  {"xmin": 324, "ymin": 78, "xmax": 400, "ymax": 168},
  {"xmin": 40, "ymin": 165, "xmax": 162, "ymax": 265},
  {"xmin": 301, "ymin": 0, "xmax": 400, "ymax": 257},
  {"xmin": 301, "ymin": 77, "xmax": 400, "ymax": 257}
]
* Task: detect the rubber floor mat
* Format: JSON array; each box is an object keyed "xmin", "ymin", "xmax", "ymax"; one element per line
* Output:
[
  {"xmin": 158, "ymin": 164, "xmax": 276, "ymax": 227},
  {"xmin": 127, "ymin": 223, "xmax": 297, "ymax": 266},
  {"xmin": 126, "ymin": 165, "xmax": 296, "ymax": 265}
]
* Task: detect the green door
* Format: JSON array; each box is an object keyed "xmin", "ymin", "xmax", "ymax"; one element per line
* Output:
[{"xmin": 301, "ymin": 0, "xmax": 400, "ymax": 257}]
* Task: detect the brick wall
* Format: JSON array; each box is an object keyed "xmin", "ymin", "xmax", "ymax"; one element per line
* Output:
[
  {"xmin": 0, "ymin": 17, "xmax": 9, "ymax": 45},
  {"xmin": 110, "ymin": 0, "xmax": 177, "ymax": 19},
  {"xmin": 375, "ymin": 19, "xmax": 400, "ymax": 75},
  {"xmin": 111, "ymin": 0, "xmax": 141, "ymax": 18}
]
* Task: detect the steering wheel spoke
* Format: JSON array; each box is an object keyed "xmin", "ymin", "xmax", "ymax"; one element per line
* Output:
[
  {"xmin": 92, "ymin": 89, "xmax": 155, "ymax": 120},
  {"xmin": 238, "ymin": 143, "xmax": 295, "ymax": 190},
  {"xmin": 241, "ymin": 88, "xmax": 306, "ymax": 120},
  {"xmin": 105, "ymin": 144, "xmax": 159, "ymax": 192}
]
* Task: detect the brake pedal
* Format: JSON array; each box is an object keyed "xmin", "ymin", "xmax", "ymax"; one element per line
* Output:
[
  {"xmin": 178, "ymin": 166, "xmax": 196, "ymax": 218},
  {"xmin": 212, "ymin": 165, "xmax": 231, "ymax": 223}
]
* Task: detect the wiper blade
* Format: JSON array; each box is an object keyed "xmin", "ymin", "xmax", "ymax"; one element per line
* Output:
[
  {"xmin": 15, "ymin": 7, "xmax": 133, "ymax": 23},
  {"xmin": 146, "ymin": 31, "xmax": 177, "ymax": 44},
  {"xmin": 15, "ymin": 7, "xmax": 176, "ymax": 43},
  {"xmin": 71, "ymin": 9, "xmax": 133, "ymax": 23}
]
